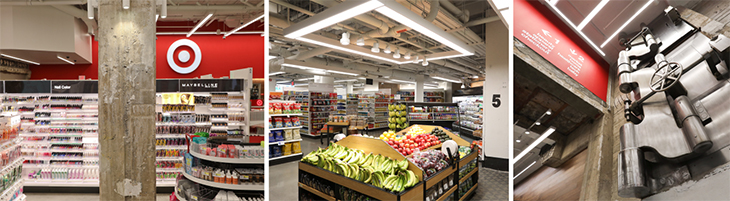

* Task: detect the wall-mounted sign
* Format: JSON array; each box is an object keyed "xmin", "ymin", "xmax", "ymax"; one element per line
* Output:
[
  {"xmin": 51, "ymin": 81, "xmax": 98, "ymax": 93},
  {"xmin": 5, "ymin": 81, "xmax": 51, "ymax": 93},
  {"xmin": 178, "ymin": 79, "xmax": 243, "ymax": 92},
  {"xmin": 514, "ymin": 0, "xmax": 608, "ymax": 101},
  {"xmin": 167, "ymin": 39, "xmax": 202, "ymax": 74}
]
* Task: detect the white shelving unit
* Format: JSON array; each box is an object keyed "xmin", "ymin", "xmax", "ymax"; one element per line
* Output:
[
  {"xmin": 267, "ymin": 100, "xmax": 304, "ymax": 164},
  {"xmin": 189, "ymin": 150, "xmax": 263, "ymax": 164},
  {"xmin": 182, "ymin": 172, "xmax": 264, "ymax": 191},
  {"xmin": 357, "ymin": 94, "xmax": 391, "ymax": 129}
]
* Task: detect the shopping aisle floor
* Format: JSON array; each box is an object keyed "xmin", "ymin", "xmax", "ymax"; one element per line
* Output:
[{"xmin": 25, "ymin": 193, "xmax": 170, "ymax": 201}]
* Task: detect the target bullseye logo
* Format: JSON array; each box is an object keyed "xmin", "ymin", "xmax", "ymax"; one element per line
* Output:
[{"xmin": 167, "ymin": 39, "xmax": 202, "ymax": 74}]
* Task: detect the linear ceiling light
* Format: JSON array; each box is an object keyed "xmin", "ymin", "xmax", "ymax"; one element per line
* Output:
[
  {"xmin": 296, "ymin": 78, "xmax": 314, "ymax": 81},
  {"xmin": 576, "ymin": 0, "xmax": 608, "ymax": 30},
  {"xmin": 57, "ymin": 56, "xmax": 75, "ymax": 65},
  {"xmin": 328, "ymin": 70, "xmax": 359, "ymax": 76},
  {"xmin": 547, "ymin": 1, "xmax": 605, "ymax": 56},
  {"xmin": 514, "ymin": 127, "xmax": 556, "ymax": 163},
  {"xmin": 296, "ymin": 37, "xmax": 403, "ymax": 64},
  {"xmin": 284, "ymin": 0, "xmax": 384, "ymax": 39},
  {"xmin": 223, "ymin": 13, "xmax": 264, "ymax": 38},
  {"xmin": 269, "ymin": 72, "xmax": 285, "ymax": 76},
  {"xmin": 334, "ymin": 79, "xmax": 358, "ymax": 82},
  {"xmin": 600, "ymin": 0, "xmax": 654, "ymax": 48},
  {"xmin": 188, "ymin": 13, "xmax": 213, "ymax": 37},
  {"xmin": 514, "ymin": 161, "xmax": 537, "ymax": 179},
  {"xmin": 0, "ymin": 54, "xmax": 40, "ymax": 65},
  {"xmin": 432, "ymin": 76, "xmax": 460, "ymax": 83}
]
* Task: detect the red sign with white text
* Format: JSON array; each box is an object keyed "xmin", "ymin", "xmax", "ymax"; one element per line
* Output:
[{"xmin": 515, "ymin": 0, "xmax": 608, "ymax": 101}]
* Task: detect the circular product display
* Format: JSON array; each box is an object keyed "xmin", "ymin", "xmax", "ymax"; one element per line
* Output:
[
  {"xmin": 189, "ymin": 149, "xmax": 263, "ymax": 164},
  {"xmin": 182, "ymin": 172, "xmax": 264, "ymax": 191}
]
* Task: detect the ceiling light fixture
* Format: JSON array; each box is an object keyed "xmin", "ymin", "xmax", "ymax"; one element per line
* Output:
[
  {"xmin": 328, "ymin": 70, "xmax": 359, "ymax": 76},
  {"xmin": 334, "ymin": 79, "xmax": 359, "ymax": 82},
  {"xmin": 371, "ymin": 41, "xmax": 380, "ymax": 53},
  {"xmin": 412, "ymin": 55, "xmax": 419, "ymax": 63},
  {"xmin": 514, "ymin": 127, "xmax": 556, "ymax": 162},
  {"xmin": 356, "ymin": 36, "xmax": 365, "ymax": 46},
  {"xmin": 524, "ymin": 131, "xmax": 530, "ymax": 135},
  {"xmin": 161, "ymin": 1, "xmax": 167, "ymax": 18},
  {"xmin": 223, "ymin": 13, "xmax": 264, "ymax": 38},
  {"xmin": 284, "ymin": 0, "xmax": 385, "ymax": 39},
  {"xmin": 269, "ymin": 72, "xmax": 285, "ymax": 76},
  {"xmin": 535, "ymin": 122, "xmax": 541, "ymax": 126},
  {"xmin": 296, "ymin": 78, "xmax": 314, "ymax": 81},
  {"xmin": 296, "ymin": 37, "xmax": 403, "ymax": 63},
  {"xmin": 0, "ymin": 54, "xmax": 40, "ymax": 65},
  {"xmin": 404, "ymin": 52, "xmax": 411, "ymax": 60},
  {"xmin": 57, "ymin": 56, "xmax": 75, "ymax": 65},
  {"xmin": 421, "ymin": 57, "xmax": 428, "ymax": 66},
  {"xmin": 546, "ymin": 110, "xmax": 552, "ymax": 116},
  {"xmin": 546, "ymin": 1, "xmax": 604, "ymax": 56},
  {"xmin": 393, "ymin": 49, "xmax": 401, "ymax": 58},
  {"xmin": 576, "ymin": 0, "xmax": 608, "ymax": 30},
  {"xmin": 516, "ymin": 139, "xmax": 521, "ymax": 143},
  {"xmin": 472, "ymin": 75, "xmax": 479, "ymax": 78},
  {"xmin": 123, "ymin": 0, "xmax": 129, "ymax": 9},
  {"xmin": 87, "ymin": 0, "xmax": 95, "ymax": 19},
  {"xmin": 188, "ymin": 13, "xmax": 213, "ymax": 37},
  {"xmin": 340, "ymin": 32, "xmax": 351, "ymax": 45},
  {"xmin": 600, "ymin": 0, "xmax": 654, "ymax": 48},
  {"xmin": 384, "ymin": 44, "xmax": 392, "ymax": 54},
  {"xmin": 431, "ymin": 76, "xmax": 460, "ymax": 83},
  {"xmin": 514, "ymin": 161, "xmax": 537, "ymax": 179}
]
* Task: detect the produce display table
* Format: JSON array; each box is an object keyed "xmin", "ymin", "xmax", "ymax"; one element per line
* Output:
[
  {"xmin": 322, "ymin": 122, "xmax": 350, "ymax": 146},
  {"xmin": 298, "ymin": 125, "xmax": 480, "ymax": 201}
]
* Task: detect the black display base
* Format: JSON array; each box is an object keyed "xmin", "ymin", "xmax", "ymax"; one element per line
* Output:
[
  {"xmin": 482, "ymin": 156, "xmax": 508, "ymax": 171},
  {"xmin": 270, "ymin": 154, "xmax": 303, "ymax": 166}
]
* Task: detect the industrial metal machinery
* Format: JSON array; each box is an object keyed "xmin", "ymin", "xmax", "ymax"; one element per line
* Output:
[{"xmin": 617, "ymin": 7, "xmax": 730, "ymax": 198}]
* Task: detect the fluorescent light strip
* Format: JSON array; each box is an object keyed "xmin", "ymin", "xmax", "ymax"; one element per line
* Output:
[
  {"xmin": 548, "ymin": 0, "xmax": 559, "ymax": 6},
  {"xmin": 514, "ymin": 127, "xmax": 556, "ymax": 162},
  {"xmin": 224, "ymin": 14, "xmax": 265, "ymax": 38},
  {"xmin": 156, "ymin": 31, "xmax": 264, "ymax": 35},
  {"xmin": 576, "ymin": 0, "xmax": 608, "ymax": 30},
  {"xmin": 269, "ymin": 72, "xmax": 285, "ymax": 76},
  {"xmin": 296, "ymin": 78, "xmax": 314, "ymax": 81},
  {"xmin": 294, "ymin": 84, "xmax": 309, "ymax": 87},
  {"xmin": 334, "ymin": 79, "xmax": 359, "ymax": 82},
  {"xmin": 327, "ymin": 70, "xmax": 359, "ymax": 76},
  {"xmin": 296, "ymin": 37, "xmax": 403, "ymax": 64},
  {"xmin": 376, "ymin": 7, "xmax": 473, "ymax": 55},
  {"xmin": 547, "ymin": 3, "xmax": 605, "ymax": 56},
  {"xmin": 391, "ymin": 79, "xmax": 415, "ymax": 84},
  {"xmin": 57, "ymin": 56, "xmax": 75, "ymax": 65},
  {"xmin": 425, "ymin": 54, "xmax": 471, "ymax": 62},
  {"xmin": 600, "ymin": 0, "xmax": 653, "ymax": 48},
  {"xmin": 188, "ymin": 14, "xmax": 213, "ymax": 37},
  {"xmin": 432, "ymin": 76, "xmax": 461, "ymax": 83},
  {"xmin": 0, "ymin": 54, "xmax": 40, "ymax": 65},
  {"xmin": 514, "ymin": 161, "xmax": 537, "ymax": 179},
  {"xmin": 284, "ymin": 0, "xmax": 384, "ymax": 38}
]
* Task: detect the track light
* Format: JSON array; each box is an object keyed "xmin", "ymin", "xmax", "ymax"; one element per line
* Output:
[
  {"xmin": 535, "ymin": 122, "xmax": 541, "ymax": 126},
  {"xmin": 87, "ymin": 0, "xmax": 94, "ymax": 19},
  {"xmin": 422, "ymin": 57, "xmax": 428, "ymax": 66},
  {"xmin": 412, "ymin": 55, "xmax": 419, "ymax": 63},
  {"xmin": 384, "ymin": 44, "xmax": 392, "ymax": 54},
  {"xmin": 516, "ymin": 139, "xmax": 521, "ymax": 143},
  {"xmin": 123, "ymin": 0, "xmax": 129, "ymax": 9},
  {"xmin": 161, "ymin": 1, "xmax": 167, "ymax": 18},
  {"xmin": 340, "ymin": 32, "xmax": 350, "ymax": 45},
  {"xmin": 371, "ymin": 41, "xmax": 380, "ymax": 53},
  {"xmin": 356, "ymin": 36, "xmax": 365, "ymax": 46},
  {"xmin": 546, "ymin": 110, "xmax": 552, "ymax": 116},
  {"xmin": 404, "ymin": 52, "xmax": 411, "ymax": 60},
  {"xmin": 393, "ymin": 49, "xmax": 400, "ymax": 58},
  {"xmin": 524, "ymin": 131, "xmax": 530, "ymax": 135}
]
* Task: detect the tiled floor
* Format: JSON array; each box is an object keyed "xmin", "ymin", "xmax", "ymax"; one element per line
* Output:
[{"xmin": 472, "ymin": 168, "xmax": 509, "ymax": 200}]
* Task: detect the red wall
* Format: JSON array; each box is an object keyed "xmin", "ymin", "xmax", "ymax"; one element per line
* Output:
[
  {"xmin": 515, "ymin": 0, "xmax": 609, "ymax": 101},
  {"xmin": 30, "ymin": 34, "xmax": 264, "ymax": 79}
]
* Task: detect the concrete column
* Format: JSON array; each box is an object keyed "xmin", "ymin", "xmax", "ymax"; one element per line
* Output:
[
  {"xmin": 415, "ymin": 75, "xmax": 424, "ymax": 102},
  {"xmin": 346, "ymin": 82, "xmax": 354, "ymax": 94},
  {"xmin": 97, "ymin": 0, "xmax": 156, "ymax": 200}
]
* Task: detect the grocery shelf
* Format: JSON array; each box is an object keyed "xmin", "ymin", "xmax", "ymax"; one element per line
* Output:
[
  {"xmin": 157, "ymin": 180, "xmax": 177, "ymax": 187},
  {"xmin": 459, "ymin": 168, "xmax": 478, "ymax": 184},
  {"xmin": 24, "ymin": 179, "xmax": 99, "ymax": 187},
  {"xmin": 437, "ymin": 185, "xmax": 458, "ymax": 201},
  {"xmin": 0, "ymin": 179, "xmax": 22, "ymax": 200},
  {"xmin": 156, "ymin": 168, "xmax": 183, "ymax": 172},
  {"xmin": 458, "ymin": 183, "xmax": 478, "ymax": 201},
  {"xmin": 298, "ymin": 182, "xmax": 336, "ymax": 201},
  {"xmin": 269, "ymin": 113, "xmax": 303, "ymax": 117},
  {"xmin": 269, "ymin": 152, "xmax": 302, "ymax": 161},
  {"xmin": 189, "ymin": 150, "xmax": 264, "ymax": 164},
  {"xmin": 182, "ymin": 172, "xmax": 264, "ymax": 191},
  {"xmin": 12, "ymin": 194, "xmax": 25, "ymax": 201},
  {"xmin": 269, "ymin": 138, "xmax": 302, "ymax": 145},
  {"xmin": 156, "ymin": 157, "xmax": 184, "ymax": 161},
  {"xmin": 270, "ymin": 126, "xmax": 303, "ymax": 131},
  {"xmin": 156, "ymin": 145, "xmax": 187, "ymax": 150}
]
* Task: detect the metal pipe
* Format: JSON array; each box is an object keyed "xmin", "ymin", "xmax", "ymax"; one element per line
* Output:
[
  {"xmin": 464, "ymin": 16, "xmax": 501, "ymax": 27},
  {"xmin": 439, "ymin": 0, "xmax": 469, "ymax": 23},
  {"xmin": 425, "ymin": 0, "xmax": 440, "ymax": 22},
  {"xmin": 290, "ymin": 47, "xmax": 333, "ymax": 61}
]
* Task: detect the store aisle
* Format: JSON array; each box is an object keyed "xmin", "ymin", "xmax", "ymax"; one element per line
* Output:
[
  {"xmin": 472, "ymin": 167, "xmax": 509, "ymax": 200},
  {"xmin": 25, "ymin": 193, "xmax": 170, "ymax": 201}
]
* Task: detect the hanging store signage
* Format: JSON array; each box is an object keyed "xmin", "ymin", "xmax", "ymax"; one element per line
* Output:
[
  {"xmin": 51, "ymin": 80, "xmax": 98, "ymax": 93},
  {"xmin": 167, "ymin": 39, "xmax": 203, "ymax": 74},
  {"xmin": 514, "ymin": 0, "xmax": 608, "ymax": 101},
  {"xmin": 5, "ymin": 81, "xmax": 51, "ymax": 93},
  {"xmin": 179, "ymin": 79, "xmax": 243, "ymax": 92}
]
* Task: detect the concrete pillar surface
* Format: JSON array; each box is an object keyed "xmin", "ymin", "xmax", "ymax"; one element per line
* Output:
[
  {"xmin": 97, "ymin": 0, "xmax": 157, "ymax": 200},
  {"xmin": 415, "ymin": 75, "xmax": 424, "ymax": 102}
]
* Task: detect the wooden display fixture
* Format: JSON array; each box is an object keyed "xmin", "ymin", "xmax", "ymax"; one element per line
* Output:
[
  {"xmin": 436, "ymin": 185, "xmax": 458, "ymax": 201},
  {"xmin": 458, "ymin": 183, "xmax": 478, "ymax": 201},
  {"xmin": 459, "ymin": 168, "xmax": 478, "ymax": 184},
  {"xmin": 299, "ymin": 136, "xmax": 424, "ymax": 201},
  {"xmin": 327, "ymin": 121, "xmax": 349, "ymax": 126},
  {"xmin": 298, "ymin": 182, "xmax": 336, "ymax": 201},
  {"xmin": 458, "ymin": 151, "xmax": 478, "ymax": 169}
]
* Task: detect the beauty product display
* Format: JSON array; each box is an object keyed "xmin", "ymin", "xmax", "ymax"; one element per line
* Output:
[
  {"xmin": 27, "ymin": 168, "xmax": 98, "ymax": 180},
  {"xmin": 189, "ymin": 137, "xmax": 263, "ymax": 159},
  {"xmin": 185, "ymin": 162, "xmax": 263, "ymax": 185},
  {"xmin": 156, "ymin": 149, "xmax": 185, "ymax": 158}
]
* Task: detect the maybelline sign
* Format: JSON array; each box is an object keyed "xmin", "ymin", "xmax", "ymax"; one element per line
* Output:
[{"xmin": 180, "ymin": 82, "xmax": 218, "ymax": 89}]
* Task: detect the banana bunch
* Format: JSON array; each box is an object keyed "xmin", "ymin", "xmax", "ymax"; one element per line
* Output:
[{"xmin": 301, "ymin": 144, "xmax": 420, "ymax": 192}]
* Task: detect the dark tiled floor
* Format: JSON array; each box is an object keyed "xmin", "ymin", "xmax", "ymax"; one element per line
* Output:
[{"xmin": 473, "ymin": 168, "xmax": 509, "ymax": 200}]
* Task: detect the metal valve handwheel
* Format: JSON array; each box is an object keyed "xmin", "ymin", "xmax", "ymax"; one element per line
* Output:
[{"xmin": 650, "ymin": 62, "xmax": 683, "ymax": 92}]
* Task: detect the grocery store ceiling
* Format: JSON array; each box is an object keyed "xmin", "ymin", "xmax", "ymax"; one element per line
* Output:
[
  {"xmin": 268, "ymin": 0, "xmax": 494, "ymax": 85},
  {"xmin": 539, "ymin": 0, "xmax": 702, "ymax": 65}
]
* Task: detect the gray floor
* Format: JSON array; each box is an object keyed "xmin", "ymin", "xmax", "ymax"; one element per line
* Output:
[
  {"xmin": 269, "ymin": 129, "xmax": 508, "ymax": 201},
  {"xmin": 25, "ymin": 193, "xmax": 170, "ymax": 201}
]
